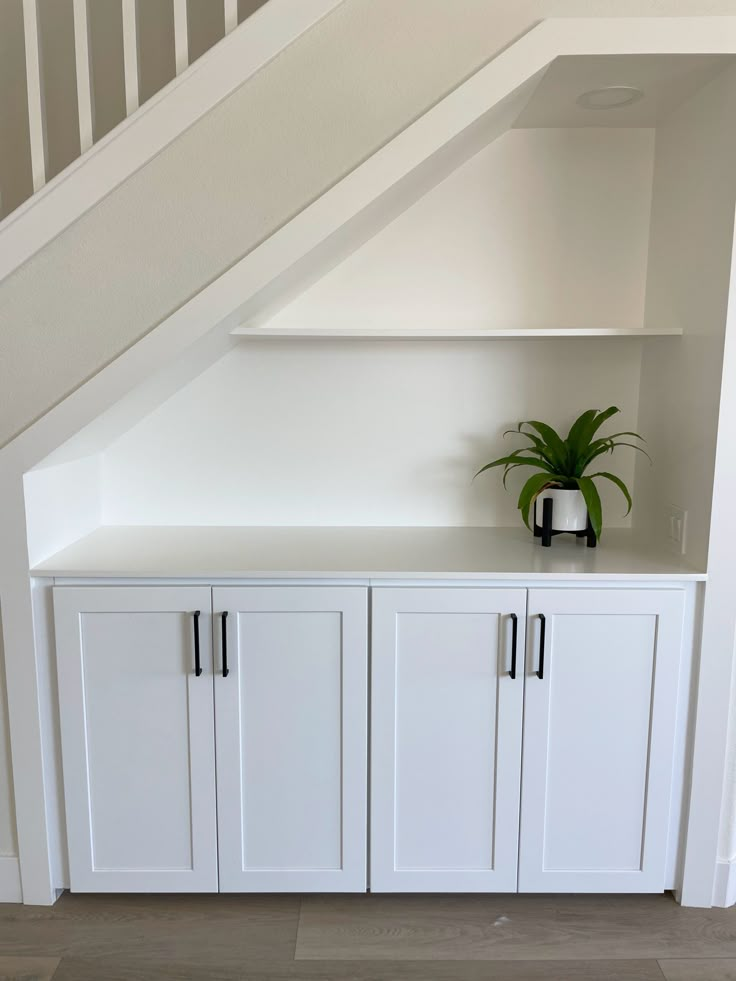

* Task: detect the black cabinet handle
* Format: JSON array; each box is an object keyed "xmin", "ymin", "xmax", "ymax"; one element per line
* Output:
[
  {"xmin": 221, "ymin": 611, "xmax": 229, "ymax": 678},
  {"xmin": 193, "ymin": 611, "xmax": 202, "ymax": 677},
  {"xmin": 509, "ymin": 613, "xmax": 518, "ymax": 679},
  {"xmin": 537, "ymin": 613, "xmax": 546, "ymax": 680}
]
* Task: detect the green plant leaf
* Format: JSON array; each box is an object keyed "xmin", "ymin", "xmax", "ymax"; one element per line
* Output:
[
  {"xmin": 503, "ymin": 428, "xmax": 557, "ymax": 468},
  {"xmin": 590, "ymin": 471, "xmax": 633, "ymax": 516},
  {"xmin": 574, "ymin": 476, "xmax": 603, "ymax": 541},
  {"xmin": 565, "ymin": 408, "xmax": 600, "ymax": 462},
  {"xmin": 501, "ymin": 459, "xmax": 553, "ymax": 488},
  {"xmin": 518, "ymin": 472, "xmax": 559, "ymax": 530},
  {"xmin": 522, "ymin": 421, "xmax": 568, "ymax": 471},
  {"xmin": 474, "ymin": 454, "xmax": 553, "ymax": 480}
]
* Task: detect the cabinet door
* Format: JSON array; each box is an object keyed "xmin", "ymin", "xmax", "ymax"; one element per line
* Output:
[
  {"xmin": 519, "ymin": 588, "xmax": 684, "ymax": 893},
  {"xmin": 371, "ymin": 587, "xmax": 527, "ymax": 892},
  {"xmin": 213, "ymin": 586, "xmax": 368, "ymax": 891},
  {"xmin": 54, "ymin": 586, "xmax": 218, "ymax": 892}
]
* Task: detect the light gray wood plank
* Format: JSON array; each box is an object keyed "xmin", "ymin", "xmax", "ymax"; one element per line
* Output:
[
  {"xmin": 660, "ymin": 961, "xmax": 736, "ymax": 981},
  {"xmin": 50, "ymin": 957, "xmax": 667, "ymax": 981},
  {"xmin": 0, "ymin": 957, "xmax": 59, "ymax": 981},
  {"xmin": 0, "ymin": 894, "xmax": 299, "ymax": 965},
  {"xmin": 296, "ymin": 894, "xmax": 736, "ymax": 961}
]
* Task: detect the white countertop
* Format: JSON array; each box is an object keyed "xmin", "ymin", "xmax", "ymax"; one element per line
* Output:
[{"xmin": 31, "ymin": 526, "xmax": 707, "ymax": 581}]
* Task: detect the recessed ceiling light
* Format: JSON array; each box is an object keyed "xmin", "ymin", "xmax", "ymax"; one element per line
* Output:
[{"xmin": 576, "ymin": 86, "xmax": 645, "ymax": 110}]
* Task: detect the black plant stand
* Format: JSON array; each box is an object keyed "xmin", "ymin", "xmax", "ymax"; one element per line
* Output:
[{"xmin": 533, "ymin": 496, "xmax": 597, "ymax": 549}]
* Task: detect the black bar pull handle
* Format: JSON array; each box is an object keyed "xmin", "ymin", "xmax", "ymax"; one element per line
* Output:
[
  {"xmin": 509, "ymin": 613, "xmax": 518, "ymax": 679},
  {"xmin": 221, "ymin": 611, "xmax": 229, "ymax": 678},
  {"xmin": 537, "ymin": 613, "xmax": 546, "ymax": 680},
  {"xmin": 193, "ymin": 611, "xmax": 202, "ymax": 677}
]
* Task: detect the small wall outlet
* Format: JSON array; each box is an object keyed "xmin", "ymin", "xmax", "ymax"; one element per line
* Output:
[{"xmin": 666, "ymin": 504, "xmax": 688, "ymax": 555}]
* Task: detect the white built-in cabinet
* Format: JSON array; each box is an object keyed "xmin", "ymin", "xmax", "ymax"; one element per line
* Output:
[
  {"xmin": 371, "ymin": 586, "xmax": 685, "ymax": 894},
  {"xmin": 371, "ymin": 587, "xmax": 527, "ymax": 892},
  {"xmin": 54, "ymin": 584, "xmax": 367, "ymax": 894},
  {"xmin": 213, "ymin": 587, "xmax": 367, "ymax": 892},
  {"xmin": 54, "ymin": 581, "xmax": 685, "ymax": 895},
  {"xmin": 519, "ymin": 588, "xmax": 684, "ymax": 893},
  {"xmin": 53, "ymin": 586, "xmax": 219, "ymax": 893}
]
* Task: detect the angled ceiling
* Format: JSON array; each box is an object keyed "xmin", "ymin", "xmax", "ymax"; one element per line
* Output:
[{"xmin": 515, "ymin": 53, "xmax": 734, "ymax": 128}]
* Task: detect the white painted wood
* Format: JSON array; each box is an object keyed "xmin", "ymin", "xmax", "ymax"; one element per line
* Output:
[
  {"xmin": 31, "ymin": 581, "xmax": 69, "ymax": 891},
  {"xmin": 371, "ymin": 587, "xmax": 527, "ymax": 892},
  {"xmin": 0, "ymin": 0, "xmax": 346, "ymax": 282},
  {"xmin": 224, "ymin": 0, "xmax": 238, "ymax": 34},
  {"xmin": 1, "ymin": 17, "xmax": 735, "ymax": 908},
  {"xmin": 174, "ymin": 0, "xmax": 189, "ymax": 75},
  {"xmin": 72, "ymin": 0, "xmax": 93, "ymax": 153},
  {"xmin": 665, "ymin": 582, "xmax": 701, "ymax": 892},
  {"xmin": 22, "ymin": 0, "xmax": 47, "ymax": 192},
  {"xmin": 213, "ymin": 586, "xmax": 367, "ymax": 891},
  {"xmin": 519, "ymin": 588, "xmax": 685, "ymax": 893},
  {"xmin": 0, "ymin": 473, "xmax": 56, "ymax": 905},
  {"xmin": 121, "ymin": 0, "xmax": 140, "ymax": 116},
  {"xmin": 32, "ymin": 527, "xmax": 707, "ymax": 582},
  {"xmin": 53, "ymin": 586, "xmax": 218, "ymax": 892},
  {"xmin": 0, "ymin": 859, "xmax": 22, "ymax": 903},
  {"xmin": 713, "ymin": 860, "xmax": 736, "ymax": 907},
  {"xmin": 232, "ymin": 327, "xmax": 683, "ymax": 338}
]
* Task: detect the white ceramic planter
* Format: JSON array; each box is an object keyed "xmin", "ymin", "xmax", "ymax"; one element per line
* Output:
[{"xmin": 535, "ymin": 488, "xmax": 588, "ymax": 532}]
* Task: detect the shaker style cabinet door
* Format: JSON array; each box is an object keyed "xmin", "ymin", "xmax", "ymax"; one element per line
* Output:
[
  {"xmin": 54, "ymin": 586, "xmax": 218, "ymax": 892},
  {"xmin": 519, "ymin": 588, "xmax": 685, "ymax": 893},
  {"xmin": 213, "ymin": 586, "xmax": 368, "ymax": 891},
  {"xmin": 371, "ymin": 587, "xmax": 527, "ymax": 892}
]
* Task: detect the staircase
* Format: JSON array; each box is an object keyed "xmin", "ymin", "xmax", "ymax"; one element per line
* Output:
[{"xmin": 0, "ymin": 0, "xmax": 269, "ymax": 221}]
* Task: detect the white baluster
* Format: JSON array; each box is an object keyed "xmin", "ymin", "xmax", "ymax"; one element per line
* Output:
[
  {"xmin": 22, "ymin": 0, "xmax": 47, "ymax": 192},
  {"xmin": 121, "ymin": 0, "xmax": 139, "ymax": 115},
  {"xmin": 72, "ymin": 0, "xmax": 93, "ymax": 152},
  {"xmin": 174, "ymin": 0, "xmax": 189, "ymax": 75},
  {"xmin": 224, "ymin": 0, "xmax": 238, "ymax": 34}
]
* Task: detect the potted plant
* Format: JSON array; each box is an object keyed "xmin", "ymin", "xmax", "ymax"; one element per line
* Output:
[{"xmin": 474, "ymin": 406, "xmax": 648, "ymax": 542}]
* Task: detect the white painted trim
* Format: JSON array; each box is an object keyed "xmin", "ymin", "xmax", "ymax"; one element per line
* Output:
[
  {"xmin": 0, "ymin": 0, "xmax": 348, "ymax": 283},
  {"xmin": 224, "ymin": 0, "xmax": 238, "ymax": 34},
  {"xmin": 713, "ymin": 860, "xmax": 736, "ymax": 906},
  {"xmin": 231, "ymin": 327, "xmax": 684, "ymax": 339},
  {"xmin": 174, "ymin": 0, "xmax": 189, "ymax": 76},
  {"xmin": 680, "ymin": 199, "xmax": 736, "ymax": 908},
  {"xmin": 72, "ymin": 0, "xmax": 93, "ymax": 154},
  {"xmin": 121, "ymin": 0, "xmax": 140, "ymax": 116},
  {"xmin": 22, "ymin": 0, "xmax": 46, "ymax": 193},
  {"xmin": 0, "ymin": 858, "xmax": 22, "ymax": 903}
]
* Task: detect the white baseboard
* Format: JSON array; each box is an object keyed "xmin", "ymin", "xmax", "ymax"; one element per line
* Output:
[
  {"xmin": 0, "ymin": 857, "xmax": 22, "ymax": 903},
  {"xmin": 713, "ymin": 859, "xmax": 736, "ymax": 907}
]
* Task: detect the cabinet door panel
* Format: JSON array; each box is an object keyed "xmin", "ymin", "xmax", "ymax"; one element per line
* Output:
[
  {"xmin": 371, "ymin": 587, "xmax": 527, "ymax": 892},
  {"xmin": 54, "ymin": 586, "xmax": 217, "ymax": 893},
  {"xmin": 520, "ymin": 588, "xmax": 684, "ymax": 893},
  {"xmin": 214, "ymin": 586, "xmax": 367, "ymax": 892}
]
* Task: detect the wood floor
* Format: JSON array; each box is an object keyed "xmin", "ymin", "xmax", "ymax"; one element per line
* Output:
[{"xmin": 0, "ymin": 893, "xmax": 735, "ymax": 980}]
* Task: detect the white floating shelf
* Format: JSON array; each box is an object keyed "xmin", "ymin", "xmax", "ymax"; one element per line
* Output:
[{"xmin": 230, "ymin": 327, "xmax": 684, "ymax": 339}]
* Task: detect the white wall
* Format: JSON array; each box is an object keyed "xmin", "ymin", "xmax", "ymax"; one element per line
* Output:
[
  {"xmin": 1, "ymin": 0, "xmax": 734, "ymax": 449},
  {"xmin": 632, "ymin": 63, "xmax": 736, "ymax": 875},
  {"xmin": 267, "ymin": 129, "xmax": 654, "ymax": 332},
  {"xmin": 101, "ymin": 338, "xmax": 643, "ymax": 529},
  {"xmin": 636, "ymin": 65, "xmax": 736, "ymax": 573},
  {"xmin": 23, "ymin": 456, "xmax": 102, "ymax": 568}
]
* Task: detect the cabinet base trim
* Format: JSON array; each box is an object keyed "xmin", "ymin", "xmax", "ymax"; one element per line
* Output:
[
  {"xmin": 0, "ymin": 857, "xmax": 22, "ymax": 903},
  {"xmin": 713, "ymin": 860, "xmax": 736, "ymax": 907}
]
